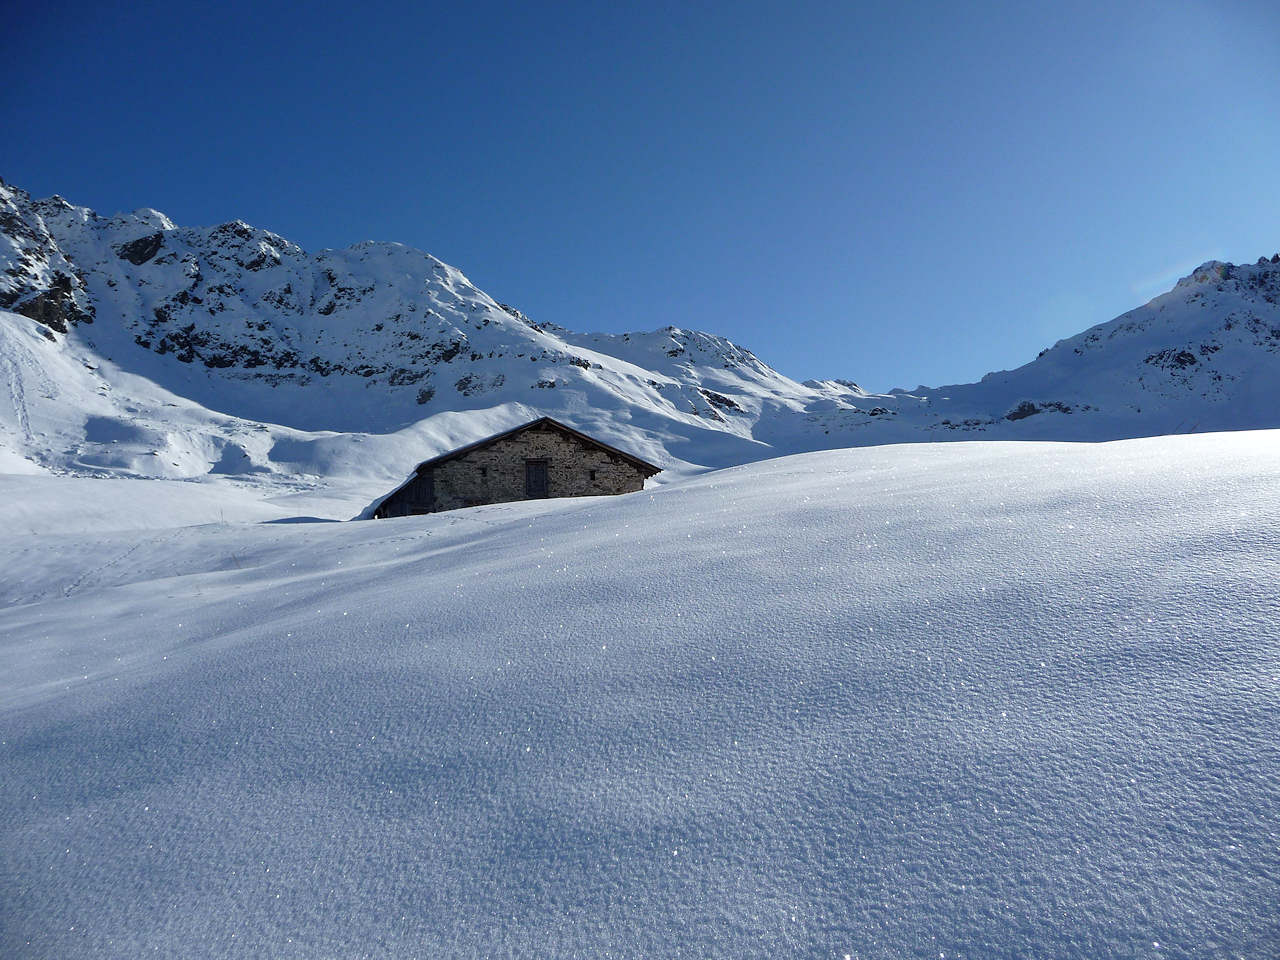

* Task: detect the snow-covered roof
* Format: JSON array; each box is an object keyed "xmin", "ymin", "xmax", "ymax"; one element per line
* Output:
[{"xmin": 407, "ymin": 416, "xmax": 663, "ymax": 477}]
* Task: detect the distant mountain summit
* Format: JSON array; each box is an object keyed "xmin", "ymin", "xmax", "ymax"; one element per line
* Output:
[{"xmin": 2, "ymin": 176, "xmax": 1279, "ymax": 490}]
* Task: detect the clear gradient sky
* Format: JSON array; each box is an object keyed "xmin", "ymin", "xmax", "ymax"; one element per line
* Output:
[{"xmin": 4, "ymin": 0, "xmax": 1279, "ymax": 390}]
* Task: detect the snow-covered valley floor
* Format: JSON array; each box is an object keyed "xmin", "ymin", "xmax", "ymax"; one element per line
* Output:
[{"xmin": 3, "ymin": 432, "xmax": 1279, "ymax": 958}]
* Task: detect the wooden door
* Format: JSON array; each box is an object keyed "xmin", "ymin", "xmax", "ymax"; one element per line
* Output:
[
  {"xmin": 409, "ymin": 470, "xmax": 435, "ymax": 514},
  {"xmin": 525, "ymin": 459, "xmax": 549, "ymax": 498}
]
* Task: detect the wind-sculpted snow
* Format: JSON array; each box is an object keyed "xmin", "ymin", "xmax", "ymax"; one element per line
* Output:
[{"xmin": 3, "ymin": 432, "xmax": 1278, "ymax": 957}]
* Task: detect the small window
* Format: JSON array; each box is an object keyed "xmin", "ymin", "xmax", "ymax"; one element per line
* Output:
[
  {"xmin": 480, "ymin": 467, "xmax": 488, "ymax": 478},
  {"xmin": 589, "ymin": 469, "xmax": 597, "ymax": 481}
]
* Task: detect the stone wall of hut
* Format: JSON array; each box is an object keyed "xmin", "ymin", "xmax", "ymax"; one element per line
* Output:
[{"xmin": 378, "ymin": 425, "xmax": 648, "ymax": 516}]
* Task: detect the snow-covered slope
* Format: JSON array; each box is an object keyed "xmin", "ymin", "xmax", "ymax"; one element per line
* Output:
[
  {"xmin": 0, "ymin": 177, "xmax": 808, "ymax": 482},
  {"xmin": 3, "ymin": 432, "xmax": 1278, "ymax": 957},
  {"xmin": 869, "ymin": 257, "xmax": 1280, "ymax": 440},
  {"xmin": 4, "ymin": 176, "xmax": 1280, "ymax": 498}
]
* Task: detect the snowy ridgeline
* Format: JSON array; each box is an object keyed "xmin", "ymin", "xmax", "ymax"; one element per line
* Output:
[
  {"xmin": 5, "ymin": 175, "xmax": 1280, "ymax": 499},
  {"xmin": 3, "ymin": 431, "xmax": 1279, "ymax": 957}
]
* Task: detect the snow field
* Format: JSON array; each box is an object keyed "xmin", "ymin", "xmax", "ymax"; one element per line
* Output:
[{"xmin": 2, "ymin": 432, "xmax": 1279, "ymax": 957}]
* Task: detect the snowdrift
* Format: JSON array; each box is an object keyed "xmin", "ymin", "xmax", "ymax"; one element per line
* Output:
[{"xmin": 3, "ymin": 432, "xmax": 1278, "ymax": 957}]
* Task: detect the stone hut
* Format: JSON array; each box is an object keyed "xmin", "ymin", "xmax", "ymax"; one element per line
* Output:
[{"xmin": 368, "ymin": 416, "xmax": 662, "ymax": 518}]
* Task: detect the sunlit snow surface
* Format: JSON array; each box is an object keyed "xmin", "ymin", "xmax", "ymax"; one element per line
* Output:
[{"xmin": 3, "ymin": 433, "xmax": 1279, "ymax": 958}]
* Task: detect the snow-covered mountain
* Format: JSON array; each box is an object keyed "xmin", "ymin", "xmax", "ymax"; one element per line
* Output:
[{"xmin": 3, "ymin": 176, "xmax": 1280, "ymax": 498}]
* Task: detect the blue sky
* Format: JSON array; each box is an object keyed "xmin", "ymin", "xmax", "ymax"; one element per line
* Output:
[{"xmin": 4, "ymin": 0, "xmax": 1279, "ymax": 389}]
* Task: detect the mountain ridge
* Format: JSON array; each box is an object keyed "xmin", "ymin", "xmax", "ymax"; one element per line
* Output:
[{"xmin": 3, "ymin": 176, "xmax": 1279, "ymax": 501}]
